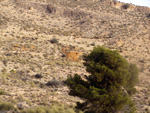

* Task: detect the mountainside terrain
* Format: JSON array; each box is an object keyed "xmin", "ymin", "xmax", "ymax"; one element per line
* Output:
[{"xmin": 0, "ymin": 0, "xmax": 150, "ymax": 112}]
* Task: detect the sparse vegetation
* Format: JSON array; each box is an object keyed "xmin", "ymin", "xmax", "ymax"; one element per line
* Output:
[
  {"xmin": 0, "ymin": 0, "xmax": 150, "ymax": 112},
  {"xmin": 21, "ymin": 104, "xmax": 82, "ymax": 113}
]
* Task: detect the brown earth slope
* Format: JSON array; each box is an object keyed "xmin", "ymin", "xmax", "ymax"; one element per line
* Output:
[{"xmin": 0, "ymin": 0, "xmax": 150, "ymax": 112}]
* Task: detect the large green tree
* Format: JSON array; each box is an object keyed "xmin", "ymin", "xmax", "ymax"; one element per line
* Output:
[{"xmin": 66, "ymin": 47, "xmax": 139, "ymax": 113}]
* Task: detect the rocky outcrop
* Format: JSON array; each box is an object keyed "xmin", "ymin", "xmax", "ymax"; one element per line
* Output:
[{"xmin": 99, "ymin": 0, "xmax": 150, "ymax": 13}]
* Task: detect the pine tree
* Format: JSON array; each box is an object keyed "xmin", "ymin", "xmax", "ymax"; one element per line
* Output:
[{"xmin": 66, "ymin": 47, "xmax": 139, "ymax": 113}]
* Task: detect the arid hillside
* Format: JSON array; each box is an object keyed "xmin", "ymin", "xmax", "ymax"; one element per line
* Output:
[{"xmin": 0, "ymin": 0, "xmax": 150, "ymax": 112}]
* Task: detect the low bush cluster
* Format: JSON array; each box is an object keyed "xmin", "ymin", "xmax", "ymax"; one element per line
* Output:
[
  {"xmin": 50, "ymin": 38, "xmax": 58, "ymax": 44},
  {"xmin": 21, "ymin": 104, "xmax": 82, "ymax": 113},
  {"xmin": 0, "ymin": 101, "xmax": 14, "ymax": 112}
]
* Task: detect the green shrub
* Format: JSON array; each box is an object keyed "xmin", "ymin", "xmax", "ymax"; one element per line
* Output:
[
  {"xmin": 122, "ymin": 4, "xmax": 130, "ymax": 9},
  {"xmin": 0, "ymin": 89, "xmax": 6, "ymax": 95},
  {"xmin": 0, "ymin": 101, "xmax": 14, "ymax": 111},
  {"xmin": 21, "ymin": 104, "xmax": 82, "ymax": 113},
  {"xmin": 50, "ymin": 38, "xmax": 58, "ymax": 44},
  {"xmin": 48, "ymin": 104, "xmax": 76, "ymax": 113},
  {"xmin": 66, "ymin": 47, "xmax": 139, "ymax": 113},
  {"xmin": 21, "ymin": 106, "xmax": 49, "ymax": 113},
  {"xmin": 45, "ymin": 79, "xmax": 64, "ymax": 87}
]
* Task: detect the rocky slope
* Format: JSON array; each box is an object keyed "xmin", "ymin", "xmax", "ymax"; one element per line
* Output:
[{"xmin": 0, "ymin": 0, "xmax": 150, "ymax": 112}]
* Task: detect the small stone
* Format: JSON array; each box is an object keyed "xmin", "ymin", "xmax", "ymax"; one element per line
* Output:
[{"xmin": 17, "ymin": 102, "xmax": 29, "ymax": 110}]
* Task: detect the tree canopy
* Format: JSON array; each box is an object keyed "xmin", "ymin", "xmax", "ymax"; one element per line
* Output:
[{"xmin": 66, "ymin": 47, "xmax": 139, "ymax": 113}]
